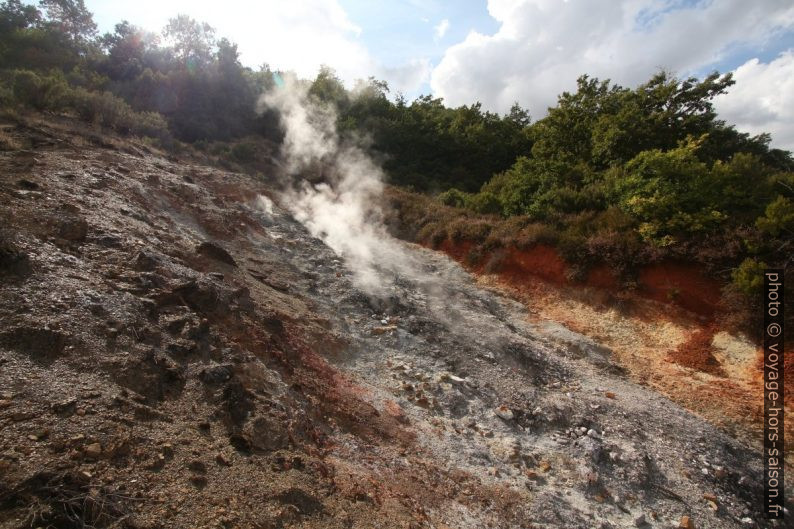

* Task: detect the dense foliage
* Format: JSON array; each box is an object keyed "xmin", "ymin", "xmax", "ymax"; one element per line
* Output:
[
  {"xmin": 0, "ymin": 0, "xmax": 530, "ymax": 191},
  {"xmin": 435, "ymin": 73, "xmax": 793, "ymax": 315},
  {"xmin": 1, "ymin": 0, "xmax": 791, "ymax": 327}
]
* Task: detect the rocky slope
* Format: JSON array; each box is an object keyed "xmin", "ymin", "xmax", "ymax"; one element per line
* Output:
[{"xmin": 0, "ymin": 117, "xmax": 788, "ymax": 528}]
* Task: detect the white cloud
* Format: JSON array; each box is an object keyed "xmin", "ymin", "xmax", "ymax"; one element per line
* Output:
[
  {"xmin": 87, "ymin": 0, "xmax": 429, "ymax": 94},
  {"xmin": 715, "ymin": 50, "xmax": 794, "ymax": 151},
  {"xmin": 380, "ymin": 58, "xmax": 433, "ymax": 95},
  {"xmin": 431, "ymin": 0, "xmax": 794, "ymax": 136},
  {"xmin": 434, "ymin": 18, "xmax": 450, "ymax": 40}
]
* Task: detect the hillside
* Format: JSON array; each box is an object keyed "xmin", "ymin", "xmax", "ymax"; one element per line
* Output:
[{"xmin": 0, "ymin": 115, "xmax": 787, "ymax": 529}]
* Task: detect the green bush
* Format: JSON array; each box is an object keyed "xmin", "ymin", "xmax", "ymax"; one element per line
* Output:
[
  {"xmin": 756, "ymin": 196, "xmax": 794, "ymax": 237},
  {"xmin": 731, "ymin": 258, "xmax": 767, "ymax": 297},
  {"xmin": 231, "ymin": 141, "xmax": 256, "ymax": 163},
  {"xmin": 67, "ymin": 87, "xmax": 168, "ymax": 138},
  {"xmin": 8, "ymin": 69, "xmax": 68, "ymax": 111},
  {"xmin": 1, "ymin": 69, "xmax": 168, "ymax": 139},
  {"xmin": 438, "ymin": 188, "xmax": 469, "ymax": 208},
  {"xmin": 466, "ymin": 191, "xmax": 502, "ymax": 215}
]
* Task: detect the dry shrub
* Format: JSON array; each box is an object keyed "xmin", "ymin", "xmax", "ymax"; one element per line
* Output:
[
  {"xmin": 0, "ymin": 128, "xmax": 21, "ymax": 150},
  {"xmin": 514, "ymin": 222, "xmax": 559, "ymax": 249},
  {"xmin": 483, "ymin": 248, "xmax": 507, "ymax": 274},
  {"xmin": 2, "ymin": 470, "xmax": 135, "ymax": 529},
  {"xmin": 667, "ymin": 325, "xmax": 725, "ymax": 376}
]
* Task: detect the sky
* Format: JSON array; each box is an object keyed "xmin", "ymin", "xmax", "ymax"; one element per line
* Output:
[{"xmin": 81, "ymin": 0, "xmax": 794, "ymax": 151}]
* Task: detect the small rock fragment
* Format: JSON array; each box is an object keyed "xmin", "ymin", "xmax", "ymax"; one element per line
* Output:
[
  {"xmin": 84, "ymin": 442, "xmax": 102, "ymax": 458},
  {"xmin": 495, "ymin": 405, "xmax": 514, "ymax": 421},
  {"xmin": 679, "ymin": 515, "xmax": 695, "ymax": 529},
  {"xmin": 188, "ymin": 459, "xmax": 207, "ymax": 473},
  {"xmin": 634, "ymin": 514, "xmax": 646, "ymax": 527},
  {"xmin": 52, "ymin": 397, "xmax": 78, "ymax": 415},
  {"xmin": 196, "ymin": 241, "xmax": 236, "ymax": 266}
]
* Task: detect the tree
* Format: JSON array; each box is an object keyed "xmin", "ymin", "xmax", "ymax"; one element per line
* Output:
[
  {"xmin": 0, "ymin": 0, "xmax": 40, "ymax": 33},
  {"xmin": 506, "ymin": 102, "xmax": 530, "ymax": 128},
  {"xmin": 530, "ymin": 75, "xmax": 624, "ymax": 165},
  {"xmin": 38, "ymin": 0, "xmax": 96, "ymax": 43},
  {"xmin": 163, "ymin": 15, "xmax": 215, "ymax": 67},
  {"xmin": 309, "ymin": 66, "xmax": 348, "ymax": 109},
  {"xmin": 99, "ymin": 21, "xmax": 157, "ymax": 81},
  {"xmin": 591, "ymin": 71, "xmax": 735, "ymax": 167}
]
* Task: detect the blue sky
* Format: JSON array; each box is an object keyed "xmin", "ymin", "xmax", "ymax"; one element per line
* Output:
[
  {"xmin": 78, "ymin": 0, "xmax": 794, "ymax": 150},
  {"xmin": 338, "ymin": 1, "xmax": 498, "ymax": 75}
]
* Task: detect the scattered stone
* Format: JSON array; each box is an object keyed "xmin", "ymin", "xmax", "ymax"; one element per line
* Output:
[
  {"xmin": 199, "ymin": 364, "xmax": 233, "ymax": 384},
  {"xmin": 161, "ymin": 443, "xmax": 174, "ymax": 458},
  {"xmin": 634, "ymin": 513, "xmax": 646, "ymax": 527},
  {"xmin": 52, "ymin": 397, "xmax": 78, "ymax": 415},
  {"xmin": 216, "ymin": 453, "xmax": 232, "ymax": 466},
  {"xmin": 188, "ymin": 459, "xmax": 207, "ymax": 473},
  {"xmin": 84, "ymin": 442, "xmax": 102, "ymax": 458},
  {"xmin": 703, "ymin": 493, "xmax": 717, "ymax": 503},
  {"xmin": 587, "ymin": 429, "xmax": 599, "ymax": 439},
  {"xmin": 679, "ymin": 515, "xmax": 695, "ymax": 529},
  {"xmin": 148, "ymin": 453, "xmax": 166, "ymax": 470},
  {"xmin": 372, "ymin": 325, "xmax": 397, "ymax": 335},
  {"xmin": 605, "ymin": 391, "xmax": 616, "ymax": 399},
  {"xmin": 538, "ymin": 461, "xmax": 551, "ymax": 473},
  {"xmin": 495, "ymin": 405, "xmax": 514, "ymax": 421},
  {"xmin": 190, "ymin": 475, "xmax": 208, "ymax": 488},
  {"xmin": 133, "ymin": 250, "xmax": 159, "ymax": 271},
  {"xmin": 57, "ymin": 215, "xmax": 88, "ymax": 241},
  {"xmin": 196, "ymin": 241, "xmax": 237, "ymax": 266}
]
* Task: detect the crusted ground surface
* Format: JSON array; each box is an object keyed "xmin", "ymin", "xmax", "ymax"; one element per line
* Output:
[{"xmin": 0, "ymin": 117, "xmax": 789, "ymax": 528}]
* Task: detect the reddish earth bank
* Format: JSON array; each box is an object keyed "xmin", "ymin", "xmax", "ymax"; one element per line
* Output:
[{"xmin": 436, "ymin": 239, "xmax": 722, "ymax": 317}]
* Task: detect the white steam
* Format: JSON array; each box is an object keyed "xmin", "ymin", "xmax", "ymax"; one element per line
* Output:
[
  {"xmin": 260, "ymin": 75, "xmax": 415, "ymax": 296},
  {"xmin": 258, "ymin": 78, "xmax": 526, "ymax": 361}
]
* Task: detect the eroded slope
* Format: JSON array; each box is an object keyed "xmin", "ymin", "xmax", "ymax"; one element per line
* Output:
[{"xmin": 0, "ymin": 119, "xmax": 785, "ymax": 528}]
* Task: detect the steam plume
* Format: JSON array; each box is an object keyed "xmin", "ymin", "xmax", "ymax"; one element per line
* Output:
[{"xmin": 260, "ymin": 75, "xmax": 412, "ymax": 296}]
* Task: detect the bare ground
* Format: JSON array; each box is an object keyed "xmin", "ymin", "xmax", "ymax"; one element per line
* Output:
[{"xmin": 0, "ymin": 116, "xmax": 790, "ymax": 528}]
